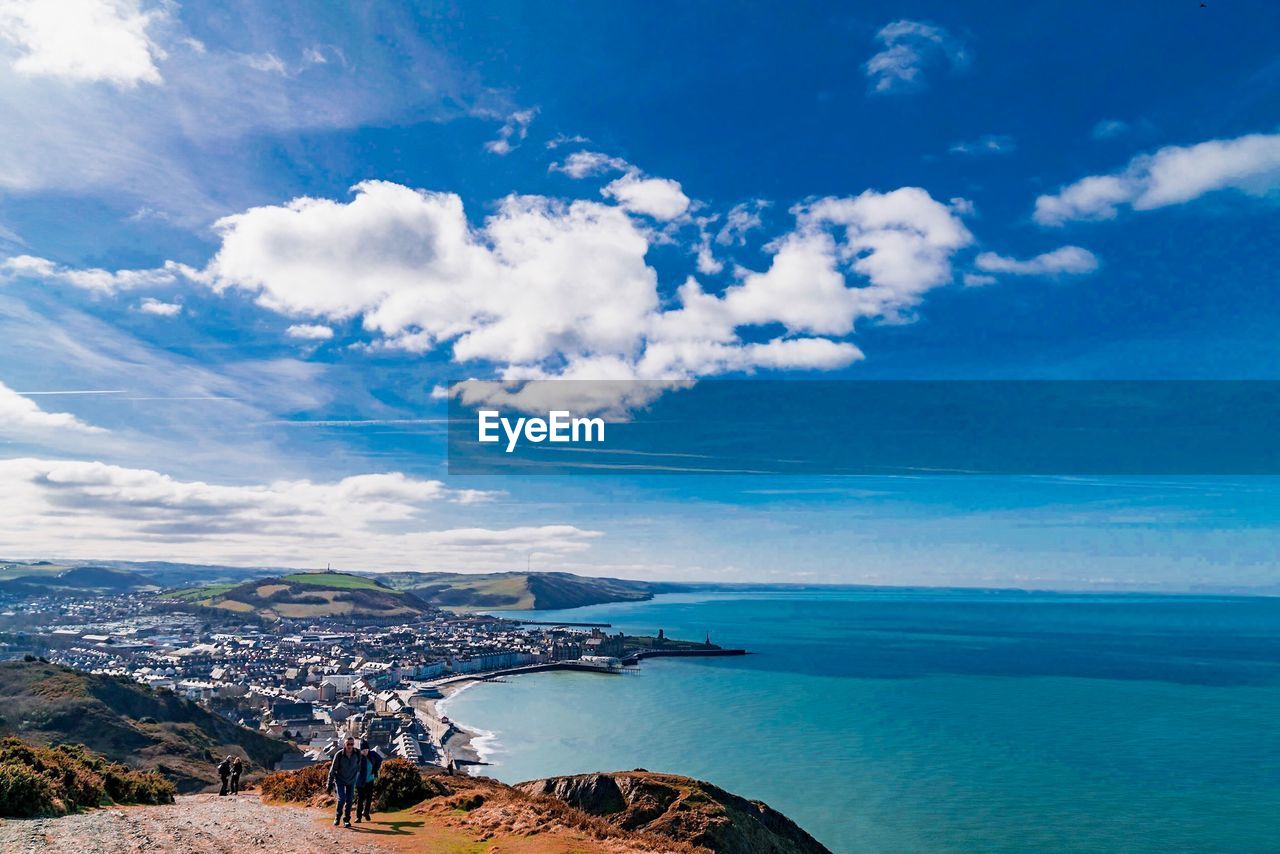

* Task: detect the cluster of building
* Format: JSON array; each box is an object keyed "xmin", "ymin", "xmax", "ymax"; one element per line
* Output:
[{"xmin": 0, "ymin": 588, "xmax": 636, "ymax": 770}]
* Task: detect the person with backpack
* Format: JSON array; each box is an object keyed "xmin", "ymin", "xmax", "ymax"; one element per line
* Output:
[
  {"xmin": 217, "ymin": 755, "xmax": 232, "ymax": 796},
  {"xmin": 326, "ymin": 736, "xmax": 361, "ymax": 827},
  {"xmin": 230, "ymin": 756, "xmax": 243, "ymax": 794},
  {"xmin": 354, "ymin": 740, "xmax": 382, "ymax": 823}
]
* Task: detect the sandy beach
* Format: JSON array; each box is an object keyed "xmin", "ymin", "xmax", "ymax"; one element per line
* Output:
[{"xmin": 409, "ymin": 678, "xmax": 485, "ymax": 767}]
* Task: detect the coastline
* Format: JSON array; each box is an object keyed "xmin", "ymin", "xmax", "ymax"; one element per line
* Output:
[{"xmin": 413, "ymin": 679, "xmax": 487, "ymax": 767}]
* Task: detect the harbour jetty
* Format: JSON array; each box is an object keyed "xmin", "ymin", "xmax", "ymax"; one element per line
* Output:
[{"xmin": 622, "ymin": 647, "xmax": 748, "ymax": 665}]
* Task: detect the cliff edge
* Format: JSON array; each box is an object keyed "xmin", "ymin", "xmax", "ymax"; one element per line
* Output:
[{"xmin": 518, "ymin": 771, "xmax": 830, "ymax": 854}]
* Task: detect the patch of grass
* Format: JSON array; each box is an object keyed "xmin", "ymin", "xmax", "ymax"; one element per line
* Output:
[
  {"xmin": 156, "ymin": 583, "xmax": 234, "ymax": 602},
  {"xmin": 282, "ymin": 572, "xmax": 387, "ymax": 591}
]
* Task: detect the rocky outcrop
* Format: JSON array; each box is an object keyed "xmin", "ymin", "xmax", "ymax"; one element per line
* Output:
[{"xmin": 518, "ymin": 771, "xmax": 831, "ymax": 854}]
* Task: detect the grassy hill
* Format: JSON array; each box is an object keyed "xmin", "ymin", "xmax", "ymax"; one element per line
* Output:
[
  {"xmin": 376, "ymin": 570, "xmax": 655, "ymax": 611},
  {"xmin": 0, "ymin": 660, "xmax": 291, "ymax": 792},
  {"xmin": 159, "ymin": 572, "xmax": 434, "ymax": 622}
]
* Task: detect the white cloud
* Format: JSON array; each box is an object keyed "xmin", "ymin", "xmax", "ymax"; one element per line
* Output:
[
  {"xmin": 242, "ymin": 52, "xmax": 287, "ymax": 75},
  {"xmin": 974, "ymin": 245, "xmax": 1099, "ymax": 275},
  {"xmin": 716, "ymin": 200, "xmax": 769, "ymax": 246},
  {"xmin": 484, "ymin": 108, "xmax": 537, "ymax": 155},
  {"xmin": 950, "ymin": 134, "xmax": 1015, "ymax": 156},
  {"xmin": 0, "ymin": 380, "xmax": 104, "ymax": 434},
  {"xmin": 137, "ymin": 296, "xmax": 181, "ymax": 316},
  {"xmin": 962, "ymin": 273, "xmax": 997, "ymax": 287},
  {"xmin": 1035, "ymin": 132, "xmax": 1280, "ymax": 225},
  {"xmin": 286, "ymin": 323, "xmax": 334, "ymax": 340},
  {"xmin": 545, "ymin": 133, "xmax": 589, "ymax": 150},
  {"xmin": 1, "ymin": 253, "xmax": 180, "ymax": 293},
  {"xmin": 0, "ymin": 456, "xmax": 602, "ymax": 569},
  {"xmin": 865, "ymin": 20, "xmax": 968, "ymax": 94},
  {"xmin": 193, "ymin": 181, "xmax": 978, "ymax": 397},
  {"xmin": 0, "ymin": 6, "xmax": 500, "ymax": 224},
  {"xmin": 551, "ymin": 150, "xmax": 690, "ymax": 221},
  {"xmin": 601, "ymin": 173, "xmax": 690, "ymax": 221},
  {"xmin": 0, "ymin": 0, "xmax": 166, "ymax": 87},
  {"xmin": 549, "ymin": 150, "xmax": 630, "ymax": 179}
]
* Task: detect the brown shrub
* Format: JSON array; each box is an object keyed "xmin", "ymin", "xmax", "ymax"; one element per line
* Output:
[
  {"xmin": 259, "ymin": 762, "xmax": 329, "ymax": 802},
  {"xmin": 0, "ymin": 736, "xmax": 176, "ymax": 817}
]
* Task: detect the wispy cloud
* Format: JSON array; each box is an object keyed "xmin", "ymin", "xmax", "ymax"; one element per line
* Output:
[
  {"xmin": 0, "ymin": 456, "xmax": 605, "ymax": 570},
  {"xmin": 949, "ymin": 134, "xmax": 1015, "ymax": 156},
  {"xmin": 484, "ymin": 108, "xmax": 537, "ymax": 155},
  {"xmin": 974, "ymin": 246, "xmax": 1100, "ymax": 276},
  {"xmin": 865, "ymin": 20, "xmax": 968, "ymax": 94},
  {"xmin": 1035, "ymin": 132, "xmax": 1280, "ymax": 225}
]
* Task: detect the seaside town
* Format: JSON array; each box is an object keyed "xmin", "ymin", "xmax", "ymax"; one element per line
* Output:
[{"xmin": 0, "ymin": 574, "xmax": 740, "ymax": 773}]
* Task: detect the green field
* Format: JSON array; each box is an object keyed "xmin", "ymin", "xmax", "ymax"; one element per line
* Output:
[
  {"xmin": 157, "ymin": 583, "xmax": 236, "ymax": 601},
  {"xmin": 281, "ymin": 572, "xmax": 387, "ymax": 591}
]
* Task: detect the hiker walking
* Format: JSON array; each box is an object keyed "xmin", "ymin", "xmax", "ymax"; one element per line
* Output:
[
  {"xmin": 217, "ymin": 755, "xmax": 232, "ymax": 796},
  {"xmin": 326, "ymin": 736, "xmax": 361, "ymax": 827},
  {"xmin": 354, "ymin": 740, "xmax": 382, "ymax": 823},
  {"xmin": 230, "ymin": 756, "xmax": 243, "ymax": 795}
]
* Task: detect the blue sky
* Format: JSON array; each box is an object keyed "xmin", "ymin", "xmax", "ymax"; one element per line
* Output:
[{"xmin": 0, "ymin": 0, "xmax": 1278, "ymax": 588}]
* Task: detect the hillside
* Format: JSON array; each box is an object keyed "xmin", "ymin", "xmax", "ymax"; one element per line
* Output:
[
  {"xmin": 254, "ymin": 762, "xmax": 830, "ymax": 854},
  {"xmin": 0, "ymin": 660, "xmax": 292, "ymax": 792},
  {"xmin": 0, "ymin": 563, "xmax": 158, "ymax": 598},
  {"xmin": 520, "ymin": 771, "xmax": 829, "ymax": 854},
  {"xmin": 159, "ymin": 572, "xmax": 434, "ymax": 622},
  {"xmin": 377, "ymin": 570, "xmax": 655, "ymax": 610}
]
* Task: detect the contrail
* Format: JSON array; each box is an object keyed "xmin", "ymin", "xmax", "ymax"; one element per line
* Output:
[{"xmin": 14, "ymin": 389, "xmax": 129, "ymax": 395}]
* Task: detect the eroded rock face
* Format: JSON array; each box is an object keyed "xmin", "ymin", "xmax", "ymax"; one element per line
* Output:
[{"xmin": 518, "ymin": 771, "xmax": 831, "ymax": 854}]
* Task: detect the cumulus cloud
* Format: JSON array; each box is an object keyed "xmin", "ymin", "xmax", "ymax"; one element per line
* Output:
[
  {"xmin": 0, "ymin": 0, "xmax": 166, "ymax": 87},
  {"xmin": 1035, "ymin": 132, "xmax": 1280, "ymax": 225},
  {"xmin": 0, "ymin": 456, "xmax": 602, "ymax": 569},
  {"xmin": 552, "ymin": 149, "xmax": 691, "ymax": 220},
  {"xmin": 974, "ymin": 245, "xmax": 1099, "ymax": 276},
  {"xmin": 1, "ymin": 253, "xmax": 181, "ymax": 293},
  {"xmin": 285, "ymin": 323, "xmax": 334, "ymax": 340},
  {"xmin": 601, "ymin": 173, "xmax": 690, "ymax": 221},
  {"xmin": 484, "ymin": 108, "xmax": 536, "ymax": 155},
  {"xmin": 865, "ymin": 20, "xmax": 968, "ymax": 94},
  {"xmin": 0, "ymin": 380, "xmax": 104, "ymax": 434},
  {"xmin": 137, "ymin": 296, "xmax": 181, "ymax": 316},
  {"xmin": 192, "ymin": 181, "xmax": 977, "ymax": 399}
]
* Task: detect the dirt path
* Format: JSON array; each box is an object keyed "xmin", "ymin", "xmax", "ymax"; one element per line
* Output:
[{"xmin": 0, "ymin": 793, "xmax": 393, "ymax": 854}]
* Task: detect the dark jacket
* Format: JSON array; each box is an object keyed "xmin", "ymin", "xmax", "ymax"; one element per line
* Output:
[
  {"xmin": 328, "ymin": 748, "xmax": 362, "ymax": 787},
  {"xmin": 217, "ymin": 758, "xmax": 231, "ymax": 779},
  {"xmin": 358, "ymin": 749, "xmax": 382, "ymax": 786},
  {"xmin": 231, "ymin": 759, "xmax": 243, "ymax": 777}
]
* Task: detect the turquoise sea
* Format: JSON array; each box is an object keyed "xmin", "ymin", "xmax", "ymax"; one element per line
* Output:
[{"xmin": 441, "ymin": 589, "xmax": 1280, "ymax": 853}]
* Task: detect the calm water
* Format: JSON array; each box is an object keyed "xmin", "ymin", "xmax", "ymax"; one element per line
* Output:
[{"xmin": 442, "ymin": 589, "xmax": 1280, "ymax": 853}]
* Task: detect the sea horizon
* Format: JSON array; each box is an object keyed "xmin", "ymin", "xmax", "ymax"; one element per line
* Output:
[{"xmin": 442, "ymin": 588, "xmax": 1280, "ymax": 853}]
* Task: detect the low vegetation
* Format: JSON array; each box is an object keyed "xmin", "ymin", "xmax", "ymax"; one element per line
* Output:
[
  {"xmin": 257, "ymin": 764, "xmax": 827, "ymax": 853},
  {"xmin": 0, "ymin": 736, "xmax": 175, "ymax": 817},
  {"xmin": 260, "ymin": 757, "xmax": 434, "ymax": 812},
  {"xmin": 0, "ymin": 660, "xmax": 291, "ymax": 792}
]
